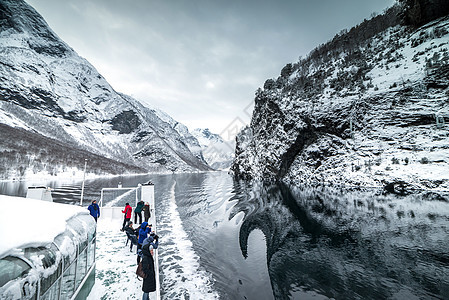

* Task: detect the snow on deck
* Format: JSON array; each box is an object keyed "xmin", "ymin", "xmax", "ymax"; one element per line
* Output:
[
  {"xmin": 0, "ymin": 195, "xmax": 88, "ymax": 257},
  {"xmin": 87, "ymin": 215, "xmax": 157, "ymax": 300}
]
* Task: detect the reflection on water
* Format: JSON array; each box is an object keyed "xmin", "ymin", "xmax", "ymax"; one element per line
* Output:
[
  {"xmin": 1, "ymin": 172, "xmax": 449, "ymax": 299},
  {"xmin": 231, "ymin": 181, "xmax": 449, "ymax": 299}
]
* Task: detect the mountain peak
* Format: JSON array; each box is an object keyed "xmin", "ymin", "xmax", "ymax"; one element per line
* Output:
[
  {"xmin": 0, "ymin": 0, "xmax": 211, "ymax": 179},
  {"xmin": 0, "ymin": 0, "xmax": 73, "ymax": 57}
]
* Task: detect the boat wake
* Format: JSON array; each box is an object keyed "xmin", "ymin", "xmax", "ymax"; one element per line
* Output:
[{"xmin": 157, "ymin": 181, "xmax": 219, "ymax": 299}]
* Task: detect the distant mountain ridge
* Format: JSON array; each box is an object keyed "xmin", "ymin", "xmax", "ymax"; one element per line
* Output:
[
  {"xmin": 232, "ymin": 2, "xmax": 449, "ymax": 192},
  {"xmin": 193, "ymin": 128, "xmax": 223, "ymax": 148},
  {"xmin": 0, "ymin": 0, "xmax": 211, "ymax": 179},
  {"xmin": 192, "ymin": 128, "xmax": 234, "ymax": 170}
]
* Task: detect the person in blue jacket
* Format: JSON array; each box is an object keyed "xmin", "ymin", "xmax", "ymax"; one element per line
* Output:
[
  {"xmin": 137, "ymin": 222, "xmax": 151, "ymax": 263},
  {"xmin": 88, "ymin": 200, "xmax": 100, "ymax": 222}
]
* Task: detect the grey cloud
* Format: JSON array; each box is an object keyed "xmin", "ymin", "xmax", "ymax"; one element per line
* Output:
[{"xmin": 26, "ymin": 0, "xmax": 395, "ymax": 134}]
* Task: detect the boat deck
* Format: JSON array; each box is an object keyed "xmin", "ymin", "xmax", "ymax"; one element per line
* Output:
[{"xmin": 87, "ymin": 208, "xmax": 159, "ymax": 300}]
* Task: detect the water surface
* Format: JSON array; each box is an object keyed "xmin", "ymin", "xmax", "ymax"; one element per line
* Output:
[{"xmin": 1, "ymin": 172, "xmax": 448, "ymax": 299}]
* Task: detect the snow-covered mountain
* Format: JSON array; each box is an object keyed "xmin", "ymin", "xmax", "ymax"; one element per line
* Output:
[
  {"xmin": 0, "ymin": 0, "xmax": 211, "ymax": 179},
  {"xmin": 151, "ymin": 108, "xmax": 207, "ymax": 165},
  {"xmin": 192, "ymin": 128, "xmax": 234, "ymax": 170},
  {"xmin": 232, "ymin": 2, "xmax": 449, "ymax": 192}
]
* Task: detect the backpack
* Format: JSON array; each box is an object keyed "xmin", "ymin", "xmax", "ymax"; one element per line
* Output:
[{"xmin": 136, "ymin": 262, "xmax": 147, "ymax": 280}]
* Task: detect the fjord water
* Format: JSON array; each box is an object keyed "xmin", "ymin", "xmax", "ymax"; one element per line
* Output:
[{"xmin": 2, "ymin": 172, "xmax": 449, "ymax": 299}]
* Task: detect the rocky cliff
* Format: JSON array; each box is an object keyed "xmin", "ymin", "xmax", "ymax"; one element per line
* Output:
[
  {"xmin": 232, "ymin": 4, "xmax": 449, "ymax": 192},
  {"xmin": 0, "ymin": 0, "xmax": 211, "ymax": 179}
]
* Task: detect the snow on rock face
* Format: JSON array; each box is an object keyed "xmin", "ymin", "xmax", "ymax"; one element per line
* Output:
[
  {"xmin": 0, "ymin": 0, "xmax": 73, "ymax": 58},
  {"xmin": 232, "ymin": 8, "xmax": 449, "ymax": 192},
  {"xmin": 0, "ymin": 0, "xmax": 211, "ymax": 179},
  {"xmin": 151, "ymin": 107, "xmax": 208, "ymax": 166}
]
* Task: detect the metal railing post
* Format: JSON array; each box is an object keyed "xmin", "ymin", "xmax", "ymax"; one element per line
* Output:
[{"xmin": 80, "ymin": 159, "xmax": 87, "ymax": 206}]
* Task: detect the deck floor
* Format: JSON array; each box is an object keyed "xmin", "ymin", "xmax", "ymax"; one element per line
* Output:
[{"xmin": 87, "ymin": 217, "xmax": 157, "ymax": 300}]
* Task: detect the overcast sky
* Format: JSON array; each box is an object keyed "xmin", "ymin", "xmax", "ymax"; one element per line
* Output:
[{"xmin": 27, "ymin": 0, "xmax": 395, "ymax": 139}]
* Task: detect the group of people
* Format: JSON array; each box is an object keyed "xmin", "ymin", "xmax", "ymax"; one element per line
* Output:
[
  {"xmin": 87, "ymin": 199, "xmax": 158, "ymax": 299},
  {"xmin": 121, "ymin": 201, "xmax": 151, "ymax": 229},
  {"xmin": 122, "ymin": 201, "xmax": 159, "ymax": 299}
]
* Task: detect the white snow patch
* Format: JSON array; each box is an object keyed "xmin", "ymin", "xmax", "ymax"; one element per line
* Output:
[{"xmin": 0, "ymin": 195, "xmax": 87, "ymax": 257}]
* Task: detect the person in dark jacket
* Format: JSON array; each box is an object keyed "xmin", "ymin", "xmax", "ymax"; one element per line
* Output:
[
  {"xmin": 124, "ymin": 221, "xmax": 138, "ymax": 251},
  {"xmin": 87, "ymin": 200, "xmax": 100, "ymax": 222},
  {"xmin": 121, "ymin": 202, "xmax": 132, "ymax": 231},
  {"xmin": 125, "ymin": 221, "xmax": 139, "ymax": 237},
  {"xmin": 142, "ymin": 202, "xmax": 150, "ymax": 222},
  {"xmin": 141, "ymin": 243, "xmax": 156, "ymax": 299},
  {"xmin": 134, "ymin": 200, "xmax": 145, "ymax": 224}
]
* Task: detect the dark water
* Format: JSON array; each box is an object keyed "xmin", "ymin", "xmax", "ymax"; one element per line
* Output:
[{"xmin": 1, "ymin": 172, "xmax": 449, "ymax": 299}]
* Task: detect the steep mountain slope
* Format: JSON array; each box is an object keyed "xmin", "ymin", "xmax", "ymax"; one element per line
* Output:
[
  {"xmin": 232, "ymin": 3, "xmax": 449, "ymax": 192},
  {"xmin": 0, "ymin": 0, "xmax": 211, "ymax": 179},
  {"xmin": 151, "ymin": 108, "xmax": 207, "ymax": 166},
  {"xmin": 192, "ymin": 128, "xmax": 235, "ymax": 170}
]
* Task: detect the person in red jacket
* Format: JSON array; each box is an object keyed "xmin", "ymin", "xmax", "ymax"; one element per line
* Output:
[{"xmin": 121, "ymin": 202, "xmax": 132, "ymax": 231}]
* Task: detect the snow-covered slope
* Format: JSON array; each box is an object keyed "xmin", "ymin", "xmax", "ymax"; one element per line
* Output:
[
  {"xmin": 0, "ymin": 0, "xmax": 211, "ymax": 179},
  {"xmin": 151, "ymin": 107, "xmax": 208, "ymax": 166},
  {"xmin": 232, "ymin": 3, "xmax": 449, "ymax": 192},
  {"xmin": 192, "ymin": 128, "xmax": 234, "ymax": 170}
]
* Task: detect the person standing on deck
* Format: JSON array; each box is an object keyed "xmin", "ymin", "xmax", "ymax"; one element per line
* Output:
[
  {"xmin": 142, "ymin": 202, "xmax": 150, "ymax": 223},
  {"xmin": 137, "ymin": 222, "xmax": 151, "ymax": 263},
  {"xmin": 87, "ymin": 200, "xmax": 100, "ymax": 222},
  {"xmin": 134, "ymin": 200, "xmax": 145, "ymax": 224},
  {"xmin": 141, "ymin": 243, "xmax": 156, "ymax": 299},
  {"xmin": 121, "ymin": 202, "xmax": 132, "ymax": 231},
  {"xmin": 142, "ymin": 232, "xmax": 159, "ymax": 249}
]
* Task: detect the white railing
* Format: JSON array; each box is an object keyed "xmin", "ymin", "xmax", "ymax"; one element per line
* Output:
[
  {"xmin": 99, "ymin": 186, "xmax": 140, "ymax": 208},
  {"xmin": 99, "ymin": 207, "xmax": 124, "ymax": 220}
]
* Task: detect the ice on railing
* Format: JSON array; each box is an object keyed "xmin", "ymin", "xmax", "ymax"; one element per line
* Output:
[{"xmin": 0, "ymin": 270, "xmax": 40, "ymax": 300}]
